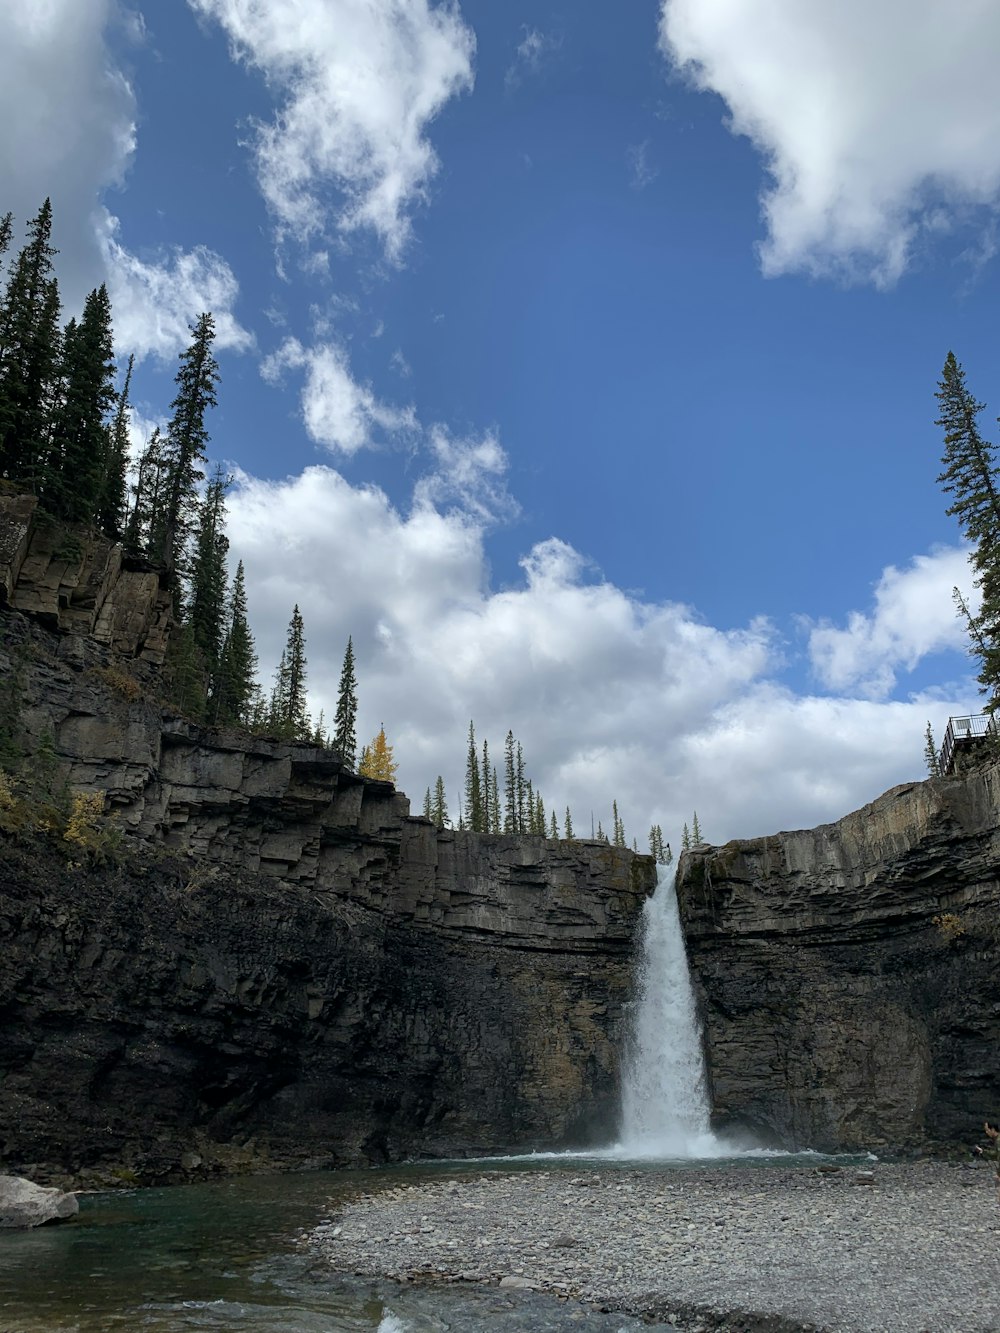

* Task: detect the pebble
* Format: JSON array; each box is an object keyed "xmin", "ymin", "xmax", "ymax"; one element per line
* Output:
[{"xmin": 306, "ymin": 1161, "xmax": 1000, "ymax": 1331}]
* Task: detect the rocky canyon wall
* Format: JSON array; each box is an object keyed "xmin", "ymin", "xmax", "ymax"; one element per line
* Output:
[
  {"xmin": 676, "ymin": 768, "xmax": 1000, "ymax": 1153},
  {"xmin": 0, "ymin": 494, "xmax": 654, "ymax": 1184}
]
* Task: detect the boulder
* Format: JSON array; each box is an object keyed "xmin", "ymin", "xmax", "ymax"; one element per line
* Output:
[{"xmin": 0, "ymin": 1175, "xmax": 78, "ymax": 1228}]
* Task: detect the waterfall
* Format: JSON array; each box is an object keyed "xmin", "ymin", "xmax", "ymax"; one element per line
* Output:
[{"xmin": 616, "ymin": 862, "xmax": 727, "ymax": 1158}]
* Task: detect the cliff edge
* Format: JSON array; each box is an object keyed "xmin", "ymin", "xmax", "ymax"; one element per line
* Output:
[
  {"xmin": 0, "ymin": 494, "xmax": 655, "ymax": 1184},
  {"xmin": 676, "ymin": 767, "xmax": 1000, "ymax": 1152}
]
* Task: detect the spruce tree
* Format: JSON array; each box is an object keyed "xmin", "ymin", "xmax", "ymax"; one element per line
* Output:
[
  {"xmin": 480, "ymin": 738, "xmax": 491, "ymax": 833},
  {"xmin": 432, "ymin": 775, "xmax": 449, "ymax": 829},
  {"xmin": 464, "ymin": 720, "xmax": 483, "ymax": 831},
  {"xmin": 564, "ymin": 807, "xmax": 574, "ymax": 840},
  {"xmin": 936, "ymin": 351, "xmax": 1000, "ymax": 706},
  {"xmin": 524, "ymin": 778, "xmax": 534, "ymax": 833},
  {"xmin": 490, "ymin": 766, "xmax": 500, "ymax": 833},
  {"xmin": 423, "ymin": 786, "xmax": 433, "ymax": 820},
  {"xmin": 124, "ymin": 426, "xmax": 165, "ymax": 554},
  {"xmin": 692, "ymin": 811, "xmax": 702, "ymax": 844},
  {"xmin": 682, "ymin": 822, "xmax": 691, "ymax": 851},
  {"xmin": 154, "ymin": 312, "xmax": 219, "ymax": 584},
  {"xmin": 213, "ymin": 560, "xmax": 257, "ymax": 726},
  {"xmin": 99, "ymin": 351, "xmax": 132, "ymax": 539},
  {"xmin": 46, "ymin": 283, "xmax": 116, "ymax": 525},
  {"xmin": 535, "ymin": 791, "xmax": 545, "ymax": 836},
  {"xmin": 612, "ymin": 799, "xmax": 625, "ymax": 847},
  {"xmin": 189, "ymin": 467, "xmax": 230, "ymax": 685},
  {"xmin": 516, "ymin": 742, "xmax": 526, "ymax": 833},
  {"xmin": 503, "ymin": 730, "xmax": 516, "ymax": 832},
  {"xmin": 549, "ymin": 809, "xmax": 559, "ymax": 838},
  {"xmin": 924, "ymin": 721, "xmax": 942, "ymax": 778},
  {"xmin": 283, "ymin": 605, "xmax": 308, "ymax": 738},
  {"xmin": 333, "ymin": 635, "xmax": 359, "ymax": 767},
  {"xmin": 0, "ymin": 200, "xmax": 62, "ymax": 489}
]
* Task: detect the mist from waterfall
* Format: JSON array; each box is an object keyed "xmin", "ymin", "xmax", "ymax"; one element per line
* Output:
[{"xmin": 615, "ymin": 861, "xmax": 729, "ymax": 1158}]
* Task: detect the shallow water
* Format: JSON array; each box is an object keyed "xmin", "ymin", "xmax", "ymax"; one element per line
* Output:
[
  {"xmin": 0, "ymin": 1161, "xmax": 648, "ymax": 1332},
  {"xmin": 0, "ymin": 1154, "xmax": 868, "ymax": 1332}
]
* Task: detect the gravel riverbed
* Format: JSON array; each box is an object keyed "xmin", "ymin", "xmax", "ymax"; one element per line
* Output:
[{"xmin": 307, "ymin": 1162, "xmax": 1000, "ymax": 1332}]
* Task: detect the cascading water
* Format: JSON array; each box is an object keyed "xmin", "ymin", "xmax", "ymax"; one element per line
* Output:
[{"xmin": 616, "ymin": 862, "xmax": 727, "ymax": 1158}]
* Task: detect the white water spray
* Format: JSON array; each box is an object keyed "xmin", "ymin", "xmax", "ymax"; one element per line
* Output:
[{"xmin": 616, "ymin": 862, "xmax": 728, "ymax": 1158}]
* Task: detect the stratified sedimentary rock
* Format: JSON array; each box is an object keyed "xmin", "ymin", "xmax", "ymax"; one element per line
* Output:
[{"xmin": 676, "ymin": 767, "xmax": 1000, "ymax": 1151}]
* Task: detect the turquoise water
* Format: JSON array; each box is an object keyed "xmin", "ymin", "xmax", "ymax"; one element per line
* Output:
[
  {"xmin": 0, "ymin": 1163, "xmax": 658, "ymax": 1332},
  {"xmin": 0, "ymin": 1154, "xmax": 858, "ymax": 1331}
]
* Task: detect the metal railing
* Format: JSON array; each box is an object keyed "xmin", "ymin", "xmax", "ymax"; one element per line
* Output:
[{"xmin": 939, "ymin": 714, "xmax": 996, "ymax": 775}]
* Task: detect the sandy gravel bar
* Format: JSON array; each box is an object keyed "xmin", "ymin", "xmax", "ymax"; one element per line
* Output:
[{"xmin": 308, "ymin": 1162, "xmax": 1000, "ymax": 1332}]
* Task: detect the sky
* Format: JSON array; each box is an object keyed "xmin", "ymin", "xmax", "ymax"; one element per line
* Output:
[{"xmin": 4, "ymin": 0, "xmax": 1000, "ymax": 848}]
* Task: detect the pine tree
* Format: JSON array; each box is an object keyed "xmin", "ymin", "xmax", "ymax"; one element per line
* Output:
[
  {"xmin": 432, "ymin": 775, "xmax": 449, "ymax": 829},
  {"xmin": 692, "ymin": 811, "xmax": 702, "ymax": 844},
  {"xmin": 213, "ymin": 560, "xmax": 257, "ymax": 726},
  {"xmin": 564, "ymin": 807, "xmax": 574, "ymax": 840},
  {"xmin": 524, "ymin": 778, "xmax": 533, "ymax": 833},
  {"xmin": 936, "ymin": 351, "xmax": 1000, "ymax": 706},
  {"xmin": 0, "ymin": 200, "xmax": 62, "ymax": 489},
  {"xmin": 423, "ymin": 786, "xmax": 433, "ymax": 820},
  {"xmin": 153, "ymin": 312, "xmax": 219, "ymax": 584},
  {"xmin": 503, "ymin": 730, "xmax": 516, "ymax": 833},
  {"xmin": 535, "ymin": 791, "xmax": 545, "ymax": 836},
  {"xmin": 189, "ymin": 466, "xmax": 230, "ymax": 685},
  {"xmin": 359, "ymin": 724, "xmax": 398, "ymax": 783},
  {"xmin": 490, "ymin": 766, "xmax": 500, "ymax": 833},
  {"xmin": 515, "ymin": 742, "xmax": 526, "ymax": 833},
  {"xmin": 612, "ymin": 799, "xmax": 625, "ymax": 847},
  {"xmin": 464, "ymin": 720, "xmax": 483, "ymax": 831},
  {"xmin": 333, "ymin": 635, "xmax": 359, "ymax": 768},
  {"xmin": 924, "ymin": 721, "xmax": 942, "ymax": 778},
  {"xmin": 124, "ymin": 426, "xmax": 165, "ymax": 553},
  {"xmin": 480, "ymin": 738, "xmax": 491, "ymax": 833},
  {"xmin": 99, "ymin": 351, "xmax": 132, "ymax": 539},
  {"xmin": 682, "ymin": 822, "xmax": 691, "ymax": 851},
  {"xmin": 269, "ymin": 608, "xmax": 308, "ymax": 738},
  {"xmin": 46, "ymin": 283, "xmax": 116, "ymax": 525},
  {"xmin": 313, "ymin": 709, "xmax": 326, "ymax": 746},
  {"xmin": 163, "ymin": 620, "xmax": 207, "ymax": 718},
  {"xmin": 596, "ymin": 819, "xmax": 607, "ymax": 844},
  {"xmin": 549, "ymin": 809, "xmax": 559, "ymax": 838}
]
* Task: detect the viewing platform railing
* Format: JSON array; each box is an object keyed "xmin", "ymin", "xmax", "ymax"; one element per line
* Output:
[{"xmin": 939, "ymin": 713, "xmax": 996, "ymax": 775}]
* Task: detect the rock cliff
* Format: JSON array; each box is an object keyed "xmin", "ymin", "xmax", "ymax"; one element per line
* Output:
[
  {"xmin": 676, "ymin": 766, "xmax": 1000, "ymax": 1152},
  {"xmin": 0, "ymin": 494, "xmax": 654, "ymax": 1184}
]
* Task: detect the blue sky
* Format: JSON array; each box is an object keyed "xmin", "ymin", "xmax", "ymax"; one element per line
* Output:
[{"xmin": 4, "ymin": 0, "xmax": 1000, "ymax": 846}]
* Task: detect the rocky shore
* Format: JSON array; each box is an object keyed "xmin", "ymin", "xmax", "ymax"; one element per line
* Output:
[{"xmin": 308, "ymin": 1161, "xmax": 1000, "ymax": 1332}]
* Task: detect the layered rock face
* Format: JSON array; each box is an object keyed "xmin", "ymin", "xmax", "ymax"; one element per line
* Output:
[
  {"xmin": 676, "ymin": 768, "xmax": 1000, "ymax": 1152},
  {"xmin": 0, "ymin": 495, "xmax": 654, "ymax": 1183}
]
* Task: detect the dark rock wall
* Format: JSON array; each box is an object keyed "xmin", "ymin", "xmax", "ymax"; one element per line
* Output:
[
  {"xmin": 0, "ymin": 495, "xmax": 654, "ymax": 1182},
  {"xmin": 676, "ymin": 768, "xmax": 1000, "ymax": 1152}
]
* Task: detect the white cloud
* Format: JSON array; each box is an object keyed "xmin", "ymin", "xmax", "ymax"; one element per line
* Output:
[
  {"xmin": 189, "ymin": 0, "xmax": 476, "ymax": 261},
  {"xmin": 808, "ymin": 546, "xmax": 974, "ymax": 698},
  {"xmin": 628, "ymin": 141, "xmax": 659, "ymax": 191},
  {"xmin": 261, "ymin": 337, "xmax": 416, "ymax": 454},
  {"xmin": 414, "ymin": 427, "xmax": 519, "ymax": 526},
  {"xmin": 505, "ymin": 26, "xmax": 560, "ymax": 91},
  {"xmin": 0, "ymin": 0, "xmax": 135, "ymax": 311},
  {"xmin": 97, "ymin": 212, "xmax": 254, "ymax": 362},
  {"xmin": 660, "ymin": 0, "xmax": 1000, "ymax": 284},
  {"xmin": 226, "ymin": 466, "xmax": 977, "ymax": 850}
]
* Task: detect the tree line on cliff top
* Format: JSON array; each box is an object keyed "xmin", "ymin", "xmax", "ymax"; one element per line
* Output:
[{"xmin": 0, "ymin": 199, "xmax": 682, "ymax": 849}]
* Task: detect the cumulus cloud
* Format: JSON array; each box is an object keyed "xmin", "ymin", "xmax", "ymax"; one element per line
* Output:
[
  {"xmin": 97, "ymin": 212, "xmax": 254, "ymax": 361},
  {"xmin": 808, "ymin": 546, "xmax": 974, "ymax": 698},
  {"xmin": 0, "ymin": 0, "xmax": 135, "ymax": 311},
  {"xmin": 189, "ymin": 0, "xmax": 476, "ymax": 260},
  {"xmin": 659, "ymin": 0, "xmax": 1000, "ymax": 284},
  {"xmin": 226, "ymin": 466, "xmax": 977, "ymax": 850},
  {"xmin": 261, "ymin": 337, "xmax": 416, "ymax": 453}
]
